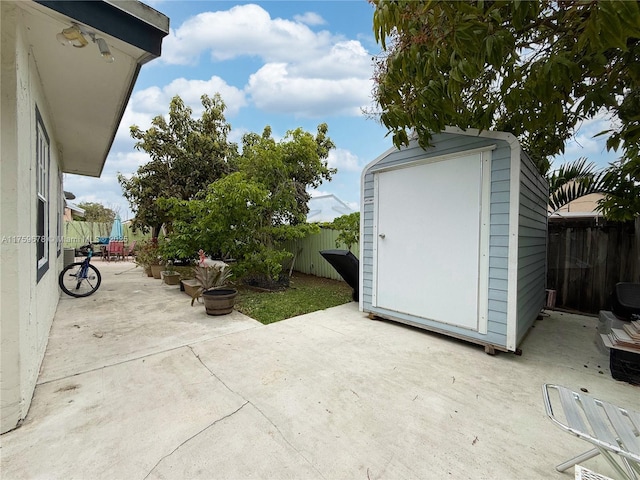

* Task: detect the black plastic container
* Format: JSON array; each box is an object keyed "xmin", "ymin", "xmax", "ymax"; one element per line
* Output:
[
  {"xmin": 611, "ymin": 282, "xmax": 640, "ymax": 321},
  {"xmin": 610, "ymin": 348, "xmax": 640, "ymax": 385}
]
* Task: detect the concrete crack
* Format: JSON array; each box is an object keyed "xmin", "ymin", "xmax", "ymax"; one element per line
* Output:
[
  {"xmin": 248, "ymin": 401, "xmax": 327, "ymax": 480},
  {"xmin": 186, "ymin": 346, "xmax": 244, "ymax": 399},
  {"xmin": 184, "ymin": 348, "xmax": 324, "ymax": 478},
  {"xmin": 143, "ymin": 401, "xmax": 249, "ymax": 480},
  {"xmin": 317, "ymin": 324, "xmax": 346, "ymax": 336},
  {"xmin": 187, "ymin": 345, "xmax": 215, "ymax": 376}
]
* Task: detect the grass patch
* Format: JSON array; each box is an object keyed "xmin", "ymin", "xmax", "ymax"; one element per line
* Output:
[{"xmin": 235, "ymin": 272, "xmax": 353, "ymax": 325}]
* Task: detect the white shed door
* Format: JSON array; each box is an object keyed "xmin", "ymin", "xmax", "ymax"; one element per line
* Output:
[{"xmin": 375, "ymin": 154, "xmax": 482, "ymax": 330}]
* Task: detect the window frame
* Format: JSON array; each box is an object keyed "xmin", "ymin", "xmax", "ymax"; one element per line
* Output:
[
  {"xmin": 57, "ymin": 173, "xmax": 63, "ymax": 257},
  {"xmin": 36, "ymin": 106, "xmax": 50, "ymax": 282}
]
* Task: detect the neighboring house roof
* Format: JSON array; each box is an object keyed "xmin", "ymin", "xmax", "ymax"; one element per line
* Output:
[
  {"xmin": 63, "ymin": 190, "xmax": 84, "ymax": 216},
  {"xmin": 65, "ymin": 200, "xmax": 85, "ymax": 217},
  {"xmin": 19, "ymin": 0, "xmax": 169, "ymax": 177},
  {"xmin": 307, "ymin": 194, "xmax": 356, "ymax": 223},
  {"xmin": 549, "ymin": 193, "xmax": 604, "ymax": 219}
]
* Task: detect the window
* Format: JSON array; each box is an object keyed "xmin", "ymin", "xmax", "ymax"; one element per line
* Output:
[{"xmin": 36, "ymin": 107, "xmax": 50, "ymax": 281}]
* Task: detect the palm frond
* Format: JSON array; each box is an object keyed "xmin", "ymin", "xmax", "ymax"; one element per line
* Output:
[{"xmin": 547, "ymin": 158, "xmax": 608, "ymax": 213}]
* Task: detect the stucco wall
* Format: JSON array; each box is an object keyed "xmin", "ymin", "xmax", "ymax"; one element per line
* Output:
[{"xmin": 1, "ymin": 3, "xmax": 63, "ymax": 433}]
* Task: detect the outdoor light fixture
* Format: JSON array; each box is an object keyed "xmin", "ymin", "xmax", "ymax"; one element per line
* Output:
[
  {"xmin": 93, "ymin": 36, "xmax": 115, "ymax": 63},
  {"xmin": 56, "ymin": 24, "xmax": 88, "ymax": 48},
  {"xmin": 57, "ymin": 24, "xmax": 115, "ymax": 63}
]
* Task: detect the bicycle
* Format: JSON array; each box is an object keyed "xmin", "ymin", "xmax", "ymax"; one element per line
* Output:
[{"xmin": 58, "ymin": 243, "xmax": 102, "ymax": 297}]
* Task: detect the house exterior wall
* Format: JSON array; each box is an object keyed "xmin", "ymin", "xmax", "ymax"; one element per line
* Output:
[
  {"xmin": 361, "ymin": 130, "xmax": 546, "ymax": 351},
  {"xmin": 1, "ymin": 3, "xmax": 64, "ymax": 433}
]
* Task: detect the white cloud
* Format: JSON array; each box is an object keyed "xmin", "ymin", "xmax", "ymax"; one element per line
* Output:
[
  {"xmin": 247, "ymin": 63, "xmax": 372, "ymax": 117},
  {"xmin": 114, "ymin": 76, "xmax": 246, "ymax": 143},
  {"xmin": 129, "ymin": 76, "xmax": 246, "ymax": 117},
  {"xmin": 289, "ymin": 41, "xmax": 372, "ymax": 80},
  {"xmin": 328, "ymin": 148, "xmax": 361, "ymax": 173},
  {"xmin": 106, "ymin": 151, "xmax": 151, "ymax": 173},
  {"xmin": 294, "ymin": 12, "xmax": 326, "ymax": 26},
  {"xmin": 160, "ymin": 5, "xmax": 375, "ymax": 118},
  {"xmin": 162, "ymin": 4, "xmax": 336, "ymax": 65}
]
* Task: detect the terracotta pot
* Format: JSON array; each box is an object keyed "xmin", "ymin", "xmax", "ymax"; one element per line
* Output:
[
  {"xmin": 202, "ymin": 289, "xmax": 238, "ymax": 316},
  {"xmin": 144, "ymin": 266, "xmax": 153, "ymax": 277},
  {"xmin": 150, "ymin": 264, "xmax": 163, "ymax": 279}
]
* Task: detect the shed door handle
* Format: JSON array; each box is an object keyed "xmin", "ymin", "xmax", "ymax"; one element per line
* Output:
[{"xmin": 379, "ymin": 234, "xmax": 386, "ymax": 239}]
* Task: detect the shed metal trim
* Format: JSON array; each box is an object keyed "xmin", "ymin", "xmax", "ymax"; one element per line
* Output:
[
  {"xmin": 360, "ymin": 126, "xmax": 519, "ymax": 179},
  {"xmin": 506, "ymin": 143, "xmax": 522, "ymax": 350},
  {"xmin": 477, "ymin": 150, "xmax": 492, "ymax": 334},
  {"xmin": 371, "ymin": 174, "xmax": 379, "ymax": 307},
  {"xmin": 367, "ymin": 145, "xmax": 497, "ymax": 175}
]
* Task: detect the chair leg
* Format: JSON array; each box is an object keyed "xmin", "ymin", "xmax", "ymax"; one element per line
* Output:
[
  {"xmin": 558, "ymin": 448, "xmax": 639, "ymax": 480},
  {"xmin": 556, "ymin": 448, "xmax": 600, "ymax": 472},
  {"xmin": 601, "ymin": 449, "xmax": 639, "ymax": 480}
]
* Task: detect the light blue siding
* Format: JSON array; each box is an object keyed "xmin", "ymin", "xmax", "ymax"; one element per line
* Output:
[
  {"xmin": 361, "ymin": 130, "xmax": 546, "ymax": 352},
  {"xmin": 516, "ymin": 152, "xmax": 548, "ymax": 344}
]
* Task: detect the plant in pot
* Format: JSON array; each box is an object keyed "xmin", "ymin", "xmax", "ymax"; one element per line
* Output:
[
  {"xmin": 135, "ymin": 239, "xmax": 160, "ymax": 277},
  {"xmin": 149, "ymin": 256, "xmax": 164, "ymax": 279},
  {"xmin": 191, "ymin": 262, "xmax": 237, "ymax": 315},
  {"xmin": 162, "ymin": 260, "xmax": 181, "ymax": 286}
]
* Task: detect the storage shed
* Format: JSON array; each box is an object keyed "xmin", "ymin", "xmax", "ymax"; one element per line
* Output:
[{"xmin": 360, "ymin": 127, "xmax": 548, "ymax": 353}]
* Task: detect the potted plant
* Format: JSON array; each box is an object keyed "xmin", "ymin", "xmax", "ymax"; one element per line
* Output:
[
  {"xmin": 191, "ymin": 261, "xmax": 237, "ymax": 315},
  {"xmin": 162, "ymin": 261, "xmax": 181, "ymax": 286},
  {"xmin": 142, "ymin": 238, "xmax": 165, "ymax": 279},
  {"xmin": 135, "ymin": 239, "xmax": 160, "ymax": 277}
]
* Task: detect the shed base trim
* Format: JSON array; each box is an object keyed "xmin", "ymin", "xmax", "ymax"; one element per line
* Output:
[{"xmin": 367, "ymin": 312, "xmax": 512, "ymax": 354}]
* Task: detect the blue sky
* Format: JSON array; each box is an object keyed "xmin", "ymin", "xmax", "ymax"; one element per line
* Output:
[{"xmin": 65, "ymin": 0, "xmax": 621, "ymax": 220}]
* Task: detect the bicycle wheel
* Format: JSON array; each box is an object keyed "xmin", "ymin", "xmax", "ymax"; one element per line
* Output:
[{"xmin": 59, "ymin": 262, "xmax": 102, "ymax": 297}]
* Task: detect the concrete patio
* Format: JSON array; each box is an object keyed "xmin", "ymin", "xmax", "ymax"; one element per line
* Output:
[{"xmin": 1, "ymin": 260, "xmax": 638, "ymax": 479}]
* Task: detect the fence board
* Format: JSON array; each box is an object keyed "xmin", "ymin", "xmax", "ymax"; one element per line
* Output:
[
  {"xmin": 283, "ymin": 228, "xmax": 360, "ymax": 281},
  {"xmin": 547, "ymin": 218, "xmax": 639, "ymax": 313}
]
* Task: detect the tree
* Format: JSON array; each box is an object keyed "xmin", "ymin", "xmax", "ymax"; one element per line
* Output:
[
  {"xmin": 239, "ymin": 124, "xmax": 336, "ymax": 225},
  {"xmin": 75, "ymin": 202, "xmax": 116, "ymax": 224},
  {"xmin": 163, "ymin": 124, "xmax": 336, "ymax": 284},
  {"xmin": 370, "ymin": 1, "xmax": 640, "ymax": 178},
  {"xmin": 598, "ymin": 159, "xmax": 640, "ymax": 221},
  {"xmin": 331, "ymin": 212, "xmax": 360, "ymax": 251},
  {"xmin": 118, "ymin": 94, "xmax": 238, "ymax": 237}
]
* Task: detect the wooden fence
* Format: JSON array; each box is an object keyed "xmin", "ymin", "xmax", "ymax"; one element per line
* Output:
[
  {"xmin": 283, "ymin": 227, "xmax": 359, "ymax": 281},
  {"xmin": 286, "ymin": 219, "xmax": 639, "ymax": 313},
  {"xmin": 547, "ymin": 217, "xmax": 639, "ymax": 314},
  {"xmin": 63, "ymin": 221, "xmax": 150, "ymax": 249}
]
